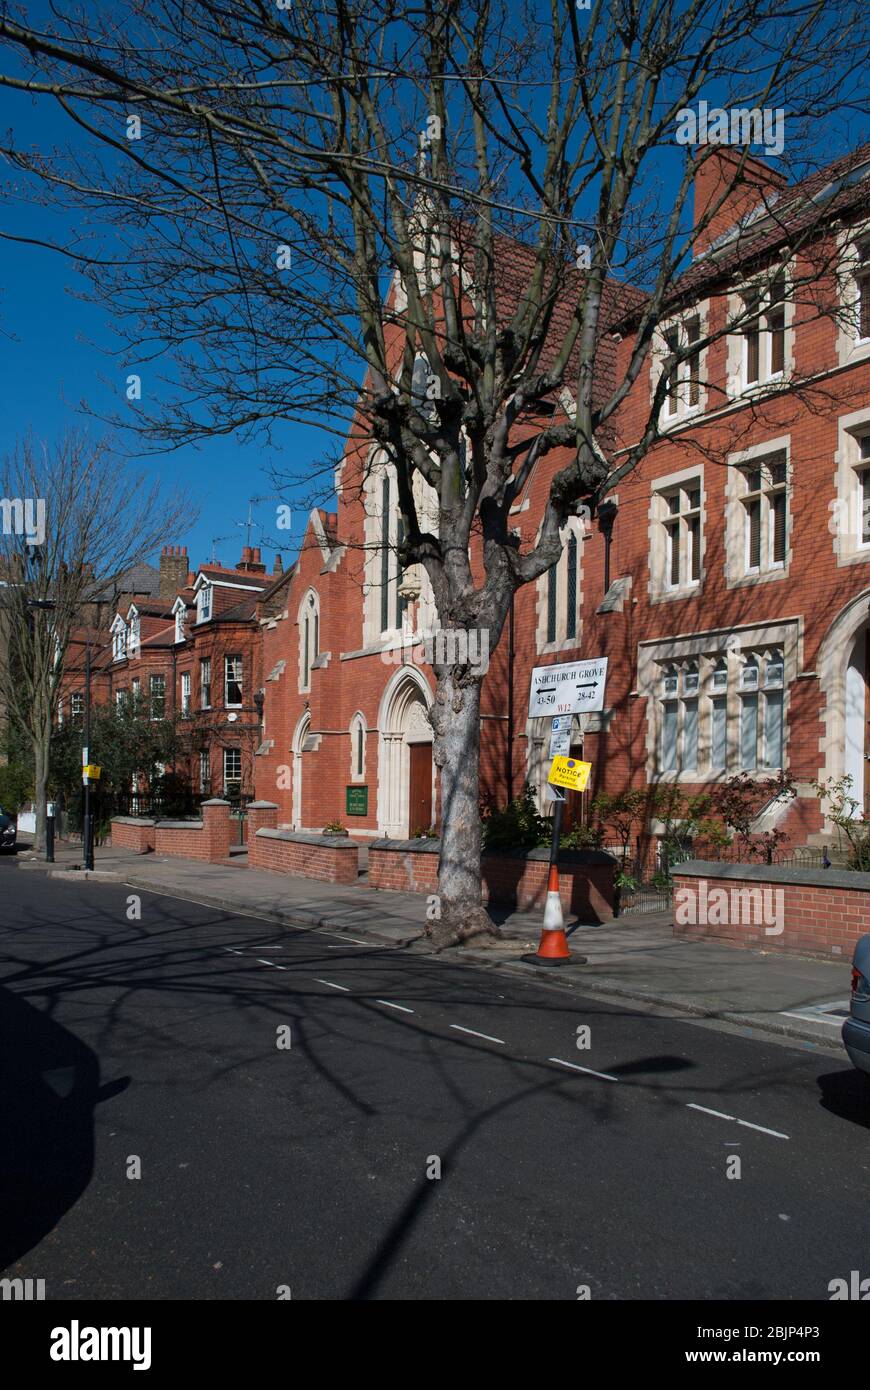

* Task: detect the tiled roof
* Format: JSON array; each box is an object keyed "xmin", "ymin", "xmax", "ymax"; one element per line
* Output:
[
  {"xmin": 618, "ymin": 141, "xmax": 870, "ymax": 326},
  {"xmin": 198, "ymin": 566, "xmax": 272, "ymax": 588}
]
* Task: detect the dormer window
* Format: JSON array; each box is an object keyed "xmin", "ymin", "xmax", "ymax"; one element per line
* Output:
[
  {"xmin": 742, "ymin": 271, "xmax": 787, "ymax": 388},
  {"xmin": 659, "ymin": 313, "xmax": 704, "ymax": 422},
  {"xmin": 111, "ymin": 618, "xmax": 127, "ymax": 662},
  {"xmin": 128, "ymin": 609, "xmax": 140, "ymax": 652},
  {"xmin": 197, "ymin": 584, "xmax": 212, "ymax": 623},
  {"xmin": 174, "ymin": 603, "xmax": 187, "ymax": 644}
]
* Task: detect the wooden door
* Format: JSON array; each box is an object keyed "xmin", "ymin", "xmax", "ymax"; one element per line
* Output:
[{"xmin": 408, "ymin": 743, "xmax": 433, "ymax": 835}]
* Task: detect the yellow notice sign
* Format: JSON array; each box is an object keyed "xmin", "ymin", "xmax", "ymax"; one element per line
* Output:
[
  {"xmin": 83, "ymin": 764, "xmax": 101, "ymax": 780},
  {"xmin": 547, "ymin": 756, "xmax": 591, "ymax": 792}
]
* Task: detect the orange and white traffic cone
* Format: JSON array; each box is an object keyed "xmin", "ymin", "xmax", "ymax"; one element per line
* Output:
[{"xmin": 535, "ymin": 863, "xmax": 570, "ymax": 964}]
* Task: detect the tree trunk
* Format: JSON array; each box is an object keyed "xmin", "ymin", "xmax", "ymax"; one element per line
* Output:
[
  {"xmin": 428, "ymin": 670, "xmax": 501, "ymax": 949},
  {"xmin": 33, "ymin": 734, "xmax": 48, "ymax": 854}
]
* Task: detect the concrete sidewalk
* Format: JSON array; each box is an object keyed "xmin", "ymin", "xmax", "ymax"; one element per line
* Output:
[{"xmin": 15, "ymin": 840, "xmax": 854, "ymax": 1049}]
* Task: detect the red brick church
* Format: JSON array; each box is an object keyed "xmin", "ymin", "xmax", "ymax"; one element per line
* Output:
[
  {"xmin": 61, "ymin": 141, "xmax": 870, "ymax": 860},
  {"xmin": 252, "ymin": 142, "xmax": 870, "ymax": 854}
]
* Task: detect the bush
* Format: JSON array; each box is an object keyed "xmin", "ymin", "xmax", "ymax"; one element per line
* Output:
[
  {"xmin": 0, "ymin": 762, "xmax": 34, "ymax": 813},
  {"xmin": 559, "ymin": 822, "xmax": 605, "ymax": 850},
  {"xmin": 322, "ymin": 819, "xmax": 348, "ymax": 835},
  {"xmin": 481, "ymin": 783, "xmax": 549, "ymax": 851}
]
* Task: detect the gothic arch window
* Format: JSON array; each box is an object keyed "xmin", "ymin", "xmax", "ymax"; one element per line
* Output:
[
  {"xmin": 298, "ymin": 589, "xmax": 320, "ymax": 693},
  {"xmin": 350, "ymin": 712, "xmax": 367, "ymax": 783}
]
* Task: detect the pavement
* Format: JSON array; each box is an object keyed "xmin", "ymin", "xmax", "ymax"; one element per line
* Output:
[
  {"xmin": 14, "ymin": 837, "xmax": 857, "ymax": 1051},
  {"xmin": 2, "ymin": 864, "xmax": 869, "ymax": 1301}
]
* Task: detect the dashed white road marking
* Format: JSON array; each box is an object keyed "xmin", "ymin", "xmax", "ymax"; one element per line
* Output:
[
  {"xmin": 449, "ymin": 1024, "xmax": 505, "ymax": 1045},
  {"xmin": 323, "ymin": 932, "xmax": 369, "ymax": 945},
  {"xmin": 256, "ymin": 959, "xmax": 276, "ymax": 966},
  {"xmin": 687, "ymin": 1103, "xmax": 734, "ymax": 1122},
  {"xmin": 375, "ymin": 999, "xmax": 415, "ymax": 1014},
  {"xmin": 687, "ymin": 1102, "xmax": 789, "ymax": 1140},
  {"xmin": 735, "ymin": 1118, "xmax": 790, "ymax": 1140},
  {"xmin": 549, "ymin": 1057, "xmax": 619, "ymax": 1082},
  {"xmin": 314, "ymin": 978, "xmax": 350, "ymax": 992}
]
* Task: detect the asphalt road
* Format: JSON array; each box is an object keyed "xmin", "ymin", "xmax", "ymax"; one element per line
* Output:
[{"xmin": 1, "ymin": 863, "xmax": 869, "ymax": 1301}]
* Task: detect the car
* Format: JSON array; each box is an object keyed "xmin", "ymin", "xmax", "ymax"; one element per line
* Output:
[
  {"xmin": 842, "ymin": 935, "xmax": 870, "ymax": 1075},
  {"xmin": 0, "ymin": 805, "xmax": 16, "ymax": 853}
]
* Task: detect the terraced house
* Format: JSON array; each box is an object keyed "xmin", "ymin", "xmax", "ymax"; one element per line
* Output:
[
  {"xmin": 253, "ymin": 140, "xmax": 870, "ymax": 858},
  {"xmin": 60, "ymin": 545, "xmax": 275, "ymax": 807}
]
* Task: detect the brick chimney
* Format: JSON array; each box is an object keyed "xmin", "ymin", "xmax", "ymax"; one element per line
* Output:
[
  {"xmin": 160, "ymin": 545, "xmax": 189, "ymax": 600},
  {"xmin": 237, "ymin": 545, "xmax": 267, "ymax": 575},
  {"xmin": 693, "ymin": 148, "xmax": 788, "ymax": 257},
  {"xmin": 273, "ymin": 554, "xmax": 284, "ymax": 577}
]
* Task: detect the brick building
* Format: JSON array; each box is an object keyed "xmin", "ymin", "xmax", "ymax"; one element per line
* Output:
[
  {"xmin": 60, "ymin": 545, "xmax": 277, "ymax": 803},
  {"xmin": 253, "ymin": 141, "xmax": 870, "ymax": 855}
]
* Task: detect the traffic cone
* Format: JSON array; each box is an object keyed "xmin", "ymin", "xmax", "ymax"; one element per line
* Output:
[{"xmin": 535, "ymin": 864, "xmax": 570, "ymax": 964}]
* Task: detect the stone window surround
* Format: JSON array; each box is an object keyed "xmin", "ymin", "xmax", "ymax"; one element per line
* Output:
[
  {"xmin": 834, "ymin": 404, "xmax": 870, "ymax": 568},
  {"xmin": 361, "ymin": 448, "xmax": 438, "ymax": 650},
  {"xmin": 724, "ymin": 262, "xmax": 795, "ymax": 400},
  {"xmin": 835, "ymin": 217, "xmax": 870, "ymax": 369},
  {"xmin": 649, "ymin": 299, "xmax": 710, "ymax": 428},
  {"xmin": 297, "ymin": 588, "xmax": 320, "ymax": 694},
  {"xmin": 648, "ymin": 463, "xmax": 706, "ymax": 604},
  {"xmin": 349, "ymin": 711, "xmax": 367, "ymax": 783},
  {"xmin": 535, "ymin": 513, "xmax": 588, "ymax": 654},
  {"xmin": 637, "ymin": 618, "xmax": 800, "ymax": 784},
  {"xmin": 724, "ymin": 435, "xmax": 791, "ymax": 590}
]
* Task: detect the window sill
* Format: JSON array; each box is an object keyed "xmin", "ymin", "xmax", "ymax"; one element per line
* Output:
[
  {"xmin": 726, "ymin": 566, "xmax": 788, "ymax": 589},
  {"xmin": 650, "ymin": 583, "xmax": 702, "ymax": 604}
]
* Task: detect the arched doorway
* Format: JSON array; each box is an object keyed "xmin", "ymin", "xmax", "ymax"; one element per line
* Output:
[
  {"xmin": 818, "ymin": 591, "xmax": 870, "ymax": 818},
  {"xmin": 377, "ymin": 668, "xmax": 435, "ymax": 837},
  {"xmin": 291, "ymin": 711, "xmax": 310, "ymax": 830}
]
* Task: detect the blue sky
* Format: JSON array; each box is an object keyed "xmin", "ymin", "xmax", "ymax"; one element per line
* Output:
[
  {"xmin": 0, "ymin": 42, "xmax": 331, "ymax": 575},
  {"xmin": 1, "ymin": 3, "xmax": 867, "ymax": 578}
]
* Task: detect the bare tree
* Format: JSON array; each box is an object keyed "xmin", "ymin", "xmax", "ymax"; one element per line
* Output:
[
  {"xmin": 0, "ymin": 434, "xmax": 192, "ymax": 851},
  {"xmin": 0, "ymin": 1, "xmax": 867, "ymax": 939}
]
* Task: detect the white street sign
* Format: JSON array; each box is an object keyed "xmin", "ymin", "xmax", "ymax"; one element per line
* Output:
[
  {"xmin": 550, "ymin": 715, "xmax": 572, "ymax": 733},
  {"xmin": 549, "ymin": 732, "xmax": 571, "ymax": 757},
  {"xmin": 529, "ymin": 658, "xmax": 608, "ymax": 717}
]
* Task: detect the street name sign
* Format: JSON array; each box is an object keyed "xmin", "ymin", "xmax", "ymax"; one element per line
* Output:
[
  {"xmin": 547, "ymin": 757, "xmax": 592, "ymax": 792},
  {"xmin": 529, "ymin": 658, "xmax": 608, "ymax": 717}
]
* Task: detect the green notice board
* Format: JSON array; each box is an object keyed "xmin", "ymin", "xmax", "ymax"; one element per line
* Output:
[{"xmin": 346, "ymin": 785, "xmax": 369, "ymax": 817}]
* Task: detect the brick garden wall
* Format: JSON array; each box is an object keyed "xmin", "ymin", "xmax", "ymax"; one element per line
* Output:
[
  {"xmin": 250, "ymin": 828, "xmax": 359, "ymax": 884},
  {"xmin": 109, "ymin": 817, "xmax": 156, "ymax": 853},
  {"xmin": 672, "ymin": 860, "xmax": 870, "ymax": 959},
  {"xmin": 153, "ymin": 799, "xmax": 232, "ymax": 863},
  {"xmin": 368, "ymin": 839, "xmax": 616, "ymax": 921}
]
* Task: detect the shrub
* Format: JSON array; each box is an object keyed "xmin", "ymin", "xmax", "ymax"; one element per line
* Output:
[
  {"xmin": 481, "ymin": 783, "xmax": 549, "ymax": 851},
  {"xmin": 322, "ymin": 819, "xmax": 348, "ymax": 835}
]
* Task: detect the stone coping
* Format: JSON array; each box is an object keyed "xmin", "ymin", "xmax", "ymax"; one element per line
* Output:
[
  {"xmin": 674, "ymin": 859, "xmax": 870, "ymax": 892},
  {"xmin": 111, "ymin": 816, "xmax": 157, "ymax": 827},
  {"xmin": 256, "ymin": 828, "xmax": 358, "ymax": 849},
  {"xmin": 156, "ymin": 820, "xmax": 204, "ymax": 831},
  {"xmin": 371, "ymin": 836, "xmax": 616, "ymax": 866}
]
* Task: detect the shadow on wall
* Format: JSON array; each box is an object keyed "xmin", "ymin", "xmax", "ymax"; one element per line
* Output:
[{"xmin": 0, "ymin": 986, "xmax": 130, "ymax": 1271}]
